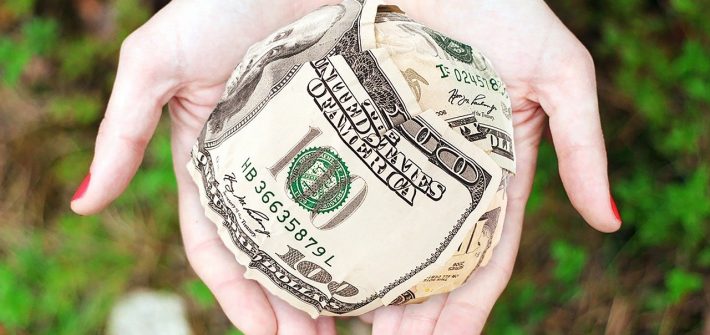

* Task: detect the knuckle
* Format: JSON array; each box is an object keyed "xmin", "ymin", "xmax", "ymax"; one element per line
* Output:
[
  {"xmin": 119, "ymin": 30, "xmax": 148, "ymax": 61},
  {"xmin": 557, "ymin": 142, "xmax": 599, "ymax": 162},
  {"xmin": 577, "ymin": 47, "xmax": 596, "ymax": 74},
  {"xmin": 554, "ymin": 41, "xmax": 595, "ymax": 79},
  {"xmin": 507, "ymin": 190, "xmax": 531, "ymax": 209},
  {"xmin": 97, "ymin": 115, "xmax": 152, "ymax": 154},
  {"xmin": 489, "ymin": 257, "xmax": 515, "ymax": 284},
  {"xmin": 238, "ymin": 313, "xmax": 277, "ymax": 335},
  {"xmin": 403, "ymin": 312, "xmax": 439, "ymax": 327},
  {"xmin": 184, "ymin": 236, "xmax": 224, "ymax": 270},
  {"xmin": 565, "ymin": 44, "xmax": 596, "ymax": 76},
  {"xmin": 441, "ymin": 301, "xmax": 489, "ymax": 333}
]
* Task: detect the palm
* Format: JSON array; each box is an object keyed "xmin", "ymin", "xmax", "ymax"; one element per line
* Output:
[
  {"xmin": 360, "ymin": 1, "xmax": 618, "ymax": 334},
  {"xmin": 158, "ymin": 1, "xmax": 343, "ymax": 334},
  {"xmin": 72, "ymin": 0, "xmax": 619, "ymax": 334},
  {"xmin": 72, "ymin": 0, "xmax": 340, "ymax": 333}
]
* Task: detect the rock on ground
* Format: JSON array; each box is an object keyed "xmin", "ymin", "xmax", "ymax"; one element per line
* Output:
[{"xmin": 107, "ymin": 290, "xmax": 192, "ymax": 335}]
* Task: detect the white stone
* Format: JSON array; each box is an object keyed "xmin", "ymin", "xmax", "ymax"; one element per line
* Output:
[{"xmin": 107, "ymin": 290, "xmax": 192, "ymax": 335}]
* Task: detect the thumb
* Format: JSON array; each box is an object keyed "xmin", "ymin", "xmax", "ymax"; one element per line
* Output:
[
  {"xmin": 537, "ymin": 43, "xmax": 621, "ymax": 233},
  {"xmin": 71, "ymin": 33, "xmax": 178, "ymax": 215}
]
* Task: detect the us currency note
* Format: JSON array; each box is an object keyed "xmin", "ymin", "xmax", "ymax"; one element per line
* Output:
[
  {"xmin": 375, "ymin": 10, "xmax": 516, "ymax": 173},
  {"xmin": 188, "ymin": 0, "xmax": 513, "ymax": 316},
  {"xmin": 189, "ymin": 46, "xmax": 502, "ymax": 316},
  {"xmin": 391, "ymin": 172, "xmax": 509, "ymax": 304},
  {"xmin": 203, "ymin": 0, "xmax": 380, "ymax": 146}
]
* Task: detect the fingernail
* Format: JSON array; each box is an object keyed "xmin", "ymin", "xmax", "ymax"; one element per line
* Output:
[
  {"xmin": 610, "ymin": 193, "xmax": 622, "ymax": 223},
  {"xmin": 72, "ymin": 173, "xmax": 91, "ymax": 201}
]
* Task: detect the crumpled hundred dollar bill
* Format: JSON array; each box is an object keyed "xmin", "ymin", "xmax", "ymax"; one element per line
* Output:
[{"xmin": 188, "ymin": 0, "xmax": 514, "ymax": 317}]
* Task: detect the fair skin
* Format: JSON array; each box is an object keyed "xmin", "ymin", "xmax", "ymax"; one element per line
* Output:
[{"xmin": 70, "ymin": 0, "xmax": 621, "ymax": 334}]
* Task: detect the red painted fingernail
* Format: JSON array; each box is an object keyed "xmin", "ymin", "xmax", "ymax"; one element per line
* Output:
[
  {"xmin": 72, "ymin": 173, "xmax": 91, "ymax": 201},
  {"xmin": 610, "ymin": 194, "xmax": 622, "ymax": 223}
]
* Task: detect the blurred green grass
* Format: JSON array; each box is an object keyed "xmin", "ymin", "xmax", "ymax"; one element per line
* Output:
[{"xmin": 0, "ymin": 0, "xmax": 708, "ymax": 334}]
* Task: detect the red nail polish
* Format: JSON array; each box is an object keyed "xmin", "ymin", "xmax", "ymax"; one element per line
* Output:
[
  {"xmin": 72, "ymin": 173, "xmax": 91, "ymax": 201},
  {"xmin": 610, "ymin": 194, "xmax": 622, "ymax": 223}
]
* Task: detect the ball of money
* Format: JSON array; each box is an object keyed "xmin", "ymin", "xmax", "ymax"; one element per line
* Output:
[{"xmin": 188, "ymin": 0, "xmax": 515, "ymax": 317}]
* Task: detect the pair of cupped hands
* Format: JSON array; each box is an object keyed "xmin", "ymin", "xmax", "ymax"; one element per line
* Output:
[{"xmin": 70, "ymin": 0, "xmax": 621, "ymax": 334}]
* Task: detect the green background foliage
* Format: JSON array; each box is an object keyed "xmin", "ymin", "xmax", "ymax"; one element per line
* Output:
[{"xmin": 0, "ymin": 0, "xmax": 707, "ymax": 334}]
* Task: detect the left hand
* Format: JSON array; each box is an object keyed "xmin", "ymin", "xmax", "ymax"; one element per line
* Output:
[{"xmin": 70, "ymin": 1, "xmax": 343, "ymax": 334}]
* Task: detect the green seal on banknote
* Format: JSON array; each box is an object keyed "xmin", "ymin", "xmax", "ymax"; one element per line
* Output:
[
  {"xmin": 422, "ymin": 27, "xmax": 475, "ymax": 65},
  {"xmin": 287, "ymin": 147, "xmax": 351, "ymax": 214}
]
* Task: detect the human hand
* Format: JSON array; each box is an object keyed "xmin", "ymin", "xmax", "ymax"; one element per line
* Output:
[
  {"xmin": 69, "ymin": 0, "xmax": 342, "ymax": 334},
  {"xmin": 70, "ymin": 0, "xmax": 622, "ymax": 334},
  {"xmin": 358, "ymin": 0, "xmax": 622, "ymax": 334}
]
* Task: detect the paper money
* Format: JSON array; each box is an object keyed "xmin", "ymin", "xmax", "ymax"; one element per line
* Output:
[
  {"xmin": 188, "ymin": 0, "xmax": 514, "ymax": 316},
  {"xmin": 391, "ymin": 172, "xmax": 509, "ymax": 304},
  {"xmin": 375, "ymin": 10, "xmax": 516, "ymax": 173}
]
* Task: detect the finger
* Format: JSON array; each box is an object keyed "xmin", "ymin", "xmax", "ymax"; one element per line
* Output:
[
  {"xmin": 358, "ymin": 311, "xmax": 375, "ymax": 324},
  {"xmin": 371, "ymin": 305, "xmax": 405, "ymax": 335},
  {"xmin": 395, "ymin": 294, "xmax": 447, "ymax": 335},
  {"xmin": 433, "ymin": 200, "xmax": 524, "ymax": 335},
  {"xmin": 316, "ymin": 316, "xmax": 337, "ymax": 335},
  {"xmin": 433, "ymin": 110, "xmax": 543, "ymax": 335},
  {"xmin": 266, "ymin": 294, "xmax": 320, "ymax": 335},
  {"xmin": 70, "ymin": 31, "xmax": 179, "ymax": 215},
  {"xmin": 171, "ymin": 125, "xmax": 276, "ymax": 335},
  {"xmin": 178, "ymin": 187, "xmax": 277, "ymax": 335},
  {"xmin": 535, "ymin": 43, "xmax": 621, "ymax": 232}
]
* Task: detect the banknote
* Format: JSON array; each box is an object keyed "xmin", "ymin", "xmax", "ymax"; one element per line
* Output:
[
  {"xmin": 391, "ymin": 172, "xmax": 509, "ymax": 304},
  {"xmin": 202, "ymin": 0, "xmax": 380, "ymax": 147},
  {"xmin": 188, "ymin": 0, "xmax": 513, "ymax": 316},
  {"xmin": 375, "ymin": 11, "xmax": 516, "ymax": 173},
  {"xmin": 189, "ymin": 47, "xmax": 501, "ymax": 316}
]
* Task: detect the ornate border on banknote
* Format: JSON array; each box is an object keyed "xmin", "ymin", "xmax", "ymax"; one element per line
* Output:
[
  {"xmin": 192, "ymin": 0, "xmax": 498, "ymax": 314},
  {"xmin": 204, "ymin": 0, "xmax": 366, "ymax": 150},
  {"xmin": 204, "ymin": 65, "xmax": 303, "ymax": 149},
  {"xmin": 192, "ymin": 54, "xmax": 494, "ymax": 314}
]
